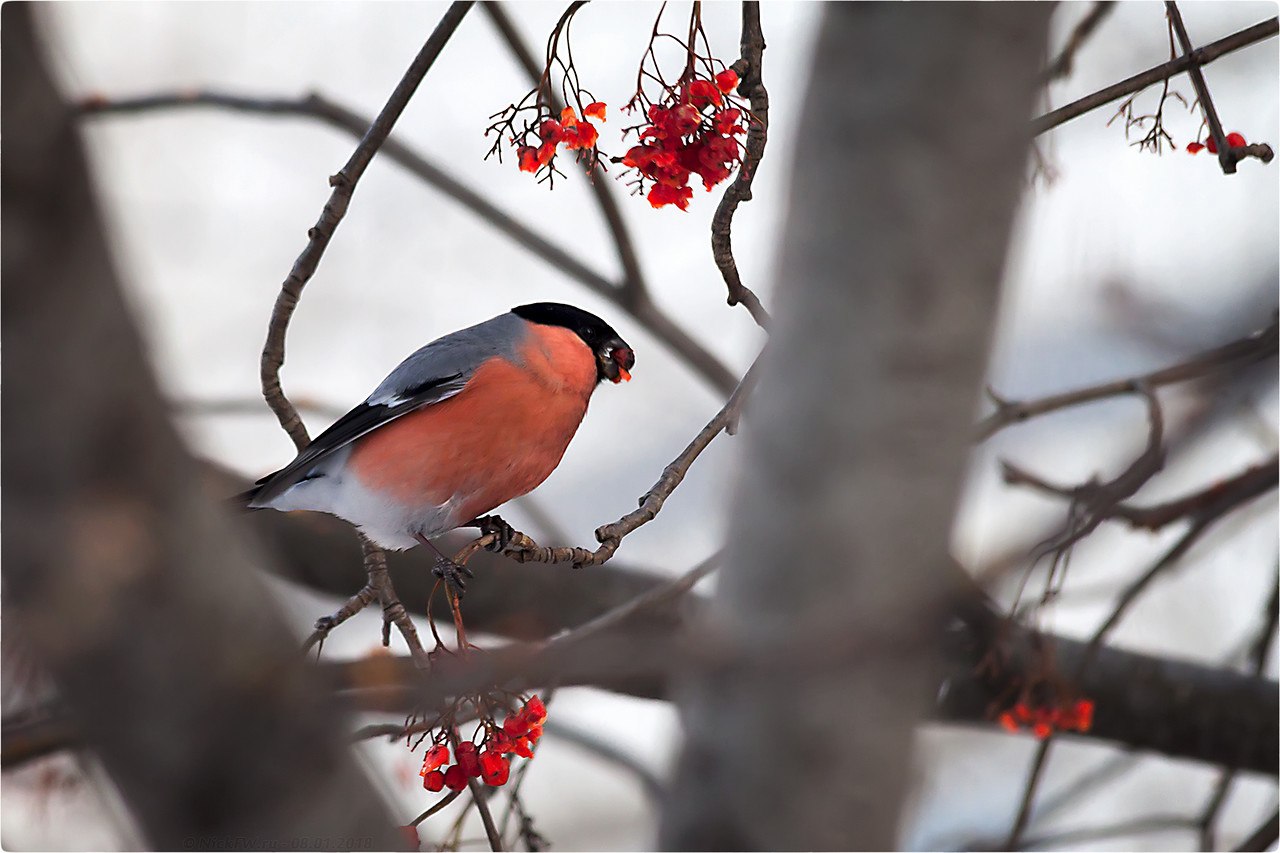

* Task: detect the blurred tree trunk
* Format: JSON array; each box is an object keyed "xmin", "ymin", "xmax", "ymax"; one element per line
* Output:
[
  {"xmin": 1, "ymin": 6, "xmax": 401, "ymax": 848},
  {"xmin": 660, "ymin": 5, "xmax": 1052, "ymax": 849}
]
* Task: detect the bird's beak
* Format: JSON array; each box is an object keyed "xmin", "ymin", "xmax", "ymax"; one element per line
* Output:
[{"xmin": 605, "ymin": 343, "xmax": 634, "ymax": 383}]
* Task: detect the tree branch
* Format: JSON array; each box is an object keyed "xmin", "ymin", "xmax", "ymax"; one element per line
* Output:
[
  {"xmin": 259, "ymin": 1, "xmax": 473, "ymax": 448},
  {"xmin": 78, "ymin": 87, "xmax": 738, "ymax": 395},
  {"xmin": 1166, "ymin": 2, "xmax": 1271, "ymax": 174},
  {"xmin": 708, "ymin": 1, "xmax": 772, "ymax": 329},
  {"xmin": 976, "ymin": 312, "xmax": 1278, "ymax": 440},
  {"xmin": 1040, "ymin": 1, "xmax": 1116, "ymax": 84},
  {"xmin": 1032, "ymin": 16, "xmax": 1279, "ymax": 136}
]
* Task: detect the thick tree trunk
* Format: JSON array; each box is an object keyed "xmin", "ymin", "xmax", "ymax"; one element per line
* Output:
[
  {"xmin": 1, "ymin": 6, "xmax": 401, "ymax": 848},
  {"xmin": 660, "ymin": 5, "xmax": 1053, "ymax": 849}
]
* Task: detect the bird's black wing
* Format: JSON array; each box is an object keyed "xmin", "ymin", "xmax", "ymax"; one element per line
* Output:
[{"xmin": 242, "ymin": 372, "xmax": 466, "ymax": 507}]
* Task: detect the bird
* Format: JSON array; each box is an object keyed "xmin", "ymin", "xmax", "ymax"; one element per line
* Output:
[{"xmin": 237, "ymin": 302, "xmax": 634, "ymax": 594}]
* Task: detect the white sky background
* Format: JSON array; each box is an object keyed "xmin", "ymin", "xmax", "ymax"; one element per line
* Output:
[{"xmin": 9, "ymin": 2, "xmax": 1277, "ymax": 850}]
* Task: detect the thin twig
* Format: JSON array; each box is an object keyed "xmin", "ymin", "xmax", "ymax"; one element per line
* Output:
[
  {"xmin": 79, "ymin": 88, "xmax": 736, "ymax": 395},
  {"xmin": 480, "ymin": 2, "xmax": 648, "ymax": 303},
  {"xmin": 1003, "ymin": 738, "xmax": 1055, "ymax": 850},
  {"xmin": 410, "ymin": 789, "xmax": 464, "ymax": 826},
  {"xmin": 259, "ymin": 2, "xmax": 473, "ymax": 449},
  {"xmin": 1003, "ymin": 454, "xmax": 1277, "ymax": 533},
  {"xmin": 998, "ymin": 385, "xmax": 1166, "ymax": 605},
  {"xmin": 1004, "ymin": 457, "xmax": 1274, "ymax": 848},
  {"xmin": 1166, "ymin": 2, "xmax": 1252, "ymax": 174},
  {"xmin": 467, "ymin": 778, "xmax": 504, "ymax": 851},
  {"xmin": 1030, "ymin": 749, "xmax": 1139, "ymax": 824},
  {"xmin": 976, "ymin": 314, "xmax": 1278, "ymax": 440},
  {"xmin": 708, "ymin": 1, "xmax": 771, "ymax": 329},
  {"xmin": 547, "ymin": 552, "xmax": 720, "ymax": 644},
  {"xmin": 1031, "ymin": 16, "xmax": 1279, "ymax": 136},
  {"xmin": 249, "ymin": 5, "xmax": 472, "ymax": 666},
  {"xmin": 1004, "ymin": 483, "xmax": 1263, "ymax": 848},
  {"xmin": 1040, "ymin": 2, "xmax": 1116, "ymax": 84}
]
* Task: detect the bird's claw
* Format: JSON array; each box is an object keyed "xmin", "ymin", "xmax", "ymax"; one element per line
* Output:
[
  {"xmin": 474, "ymin": 515, "xmax": 516, "ymax": 553},
  {"xmin": 433, "ymin": 556, "xmax": 474, "ymax": 598}
]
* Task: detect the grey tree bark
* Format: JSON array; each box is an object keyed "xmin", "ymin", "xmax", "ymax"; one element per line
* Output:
[
  {"xmin": 660, "ymin": 5, "xmax": 1053, "ymax": 849},
  {"xmin": 1, "ymin": 6, "xmax": 402, "ymax": 848}
]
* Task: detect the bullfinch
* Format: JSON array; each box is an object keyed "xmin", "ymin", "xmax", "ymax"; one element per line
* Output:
[{"xmin": 238, "ymin": 302, "xmax": 634, "ymax": 592}]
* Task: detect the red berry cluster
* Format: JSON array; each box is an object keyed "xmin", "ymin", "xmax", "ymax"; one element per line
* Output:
[
  {"xmin": 1187, "ymin": 130, "xmax": 1249, "ymax": 154},
  {"xmin": 621, "ymin": 69, "xmax": 746, "ymax": 211},
  {"xmin": 997, "ymin": 698, "xmax": 1094, "ymax": 740},
  {"xmin": 418, "ymin": 695, "xmax": 548, "ymax": 792},
  {"xmin": 517, "ymin": 104, "xmax": 606, "ymax": 176}
]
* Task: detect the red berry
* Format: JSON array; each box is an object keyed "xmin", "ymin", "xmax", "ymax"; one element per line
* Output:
[
  {"xmin": 512, "ymin": 737, "xmax": 534, "ymax": 758},
  {"xmin": 443, "ymin": 765, "xmax": 467, "ymax": 791},
  {"xmin": 489, "ymin": 731, "xmax": 514, "ymax": 754},
  {"xmin": 1074, "ymin": 699, "xmax": 1095, "ymax": 731},
  {"xmin": 998, "ymin": 712, "xmax": 1019, "ymax": 733},
  {"xmin": 1206, "ymin": 136, "xmax": 1219, "ymax": 154},
  {"xmin": 421, "ymin": 744, "xmax": 449, "ymax": 775},
  {"xmin": 1032, "ymin": 722, "xmax": 1052, "ymax": 739},
  {"xmin": 522, "ymin": 695, "xmax": 548, "ymax": 724},
  {"xmin": 455, "ymin": 741, "xmax": 477, "ymax": 758},
  {"xmin": 479, "ymin": 750, "xmax": 511, "ymax": 786},
  {"xmin": 458, "ymin": 752, "xmax": 482, "ymax": 778},
  {"xmin": 423, "ymin": 770, "xmax": 445, "ymax": 792},
  {"xmin": 503, "ymin": 715, "xmax": 530, "ymax": 737},
  {"xmin": 1186, "ymin": 142, "xmax": 1205, "ymax": 154},
  {"xmin": 1226, "ymin": 131, "xmax": 1247, "ymax": 148},
  {"xmin": 526, "ymin": 724, "xmax": 544, "ymax": 744}
]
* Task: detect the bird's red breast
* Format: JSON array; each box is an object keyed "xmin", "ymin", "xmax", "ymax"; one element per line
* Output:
[{"xmin": 345, "ymin": 323, "xmax": 597, "ymax": 522}]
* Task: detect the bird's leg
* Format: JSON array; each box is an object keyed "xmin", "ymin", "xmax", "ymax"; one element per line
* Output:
[
  {"xmin": 414, "ymin": 533, "xmax": 474, "ymax": 599},
  {"xmin": 470, "ymin": 514, "xmax": 516, "ymax": 553}
]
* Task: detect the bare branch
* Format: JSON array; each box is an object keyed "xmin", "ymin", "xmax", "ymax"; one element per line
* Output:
[
  {"xmin": 1032, "ymin": 16, "xmax": 1279, "ymax": 136},
  {"xmin": 1002, "ymin": 472, "xmax": 1274, "ymax": 848},
  {"xmin": 999, "ymin": 384, "xmax": 1166, "ymax": 602},
  {"xmin": 480, "ymin": 2, "xmax": 647, "ymax": 302},
  {"xmin": 79, "ymin": 88, "xmax": 737, "ymax": 395},
  {"xmin": 258, "ymin": 2, "xmax": 473, "ymax": 449},
  {"xmin": 709, "ymin": 1, "xmax": 772, "ymax": 328},
  {"xmin": 467, "ymin": 778, "xmax": 504, "ymax": 851},
  {"xmin": 1040, "ymin": 2, "xmax": 1116, "ymax": 84},
  {"xmin": 1002, "ymin": 453, "xmax": 1277, "ymax": 533},
  {"xmin": 976, "ymin": 313, "xmax": 1278, "ymax": 440},
  {"xmin": 1166, "ymin": 2, "xmax": 1270, "ymax": 174}
]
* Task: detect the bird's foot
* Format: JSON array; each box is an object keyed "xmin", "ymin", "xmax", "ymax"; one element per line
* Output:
[
  {"xmin": 472, "ymin": 514, "xmax": 516, "ymax": 553},
  {"xmin": 433, "ymin": 555, "xmax": 474, "ymax": 599}
]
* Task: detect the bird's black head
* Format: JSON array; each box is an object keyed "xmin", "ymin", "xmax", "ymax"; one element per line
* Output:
[{"xmin": 512, "ymin": 302, "xmax": 635, "ymax": 384}]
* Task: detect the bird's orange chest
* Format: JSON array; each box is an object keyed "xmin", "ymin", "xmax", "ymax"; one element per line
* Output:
[{"xmin": 347, "ymin": 325, "xmax": 597, "ymax": 518}]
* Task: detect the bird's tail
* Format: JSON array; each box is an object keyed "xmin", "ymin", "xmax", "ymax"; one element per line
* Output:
[{"xmin": 228, "ymin": 483, "xmax": 267, "ymax": 513}]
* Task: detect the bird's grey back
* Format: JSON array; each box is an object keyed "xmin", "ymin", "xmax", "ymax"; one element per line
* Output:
[{"xmin": 368, "ymin": 311, "xmax": 529, "ymax": 405}]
